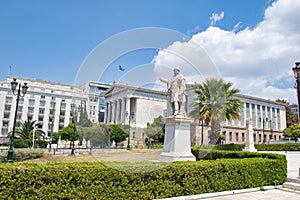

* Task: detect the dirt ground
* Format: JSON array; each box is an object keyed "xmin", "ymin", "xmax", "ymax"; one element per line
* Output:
[{"xmin": 24, "ymin": 149, "xmax": 163, "ymax": 164}]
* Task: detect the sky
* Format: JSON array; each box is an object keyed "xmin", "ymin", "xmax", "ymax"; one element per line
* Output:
[{"xmin": 1, "ymin": 0, "xmax": 300, "ymax": 103}]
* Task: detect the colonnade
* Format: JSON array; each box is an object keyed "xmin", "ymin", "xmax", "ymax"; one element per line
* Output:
[{"xmin": 104, "ymin": 97, "xmax": 133, "ymax": 125}]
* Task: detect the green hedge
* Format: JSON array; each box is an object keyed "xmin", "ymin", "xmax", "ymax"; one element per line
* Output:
[
  {"xmin": 197, "ymin": 143, "xmax": 300, "ymax": 151},
  {"xmin": 0, "ymin": 149, "xmax": 44, "ymax": 163},
  {"xmin": 191, "ymin": 147, "xmax": 286, "ymax": 160},
  {"xmin": 2, "ymin": 139, "xmax": 48, "ymax": 148},
  {"xmin": 255, "ymin": 143, "xmax": 300, "ymax": 151},
  {"xmin": 0, "ymin": 155, "xmax": 287, "ymax": 199}
]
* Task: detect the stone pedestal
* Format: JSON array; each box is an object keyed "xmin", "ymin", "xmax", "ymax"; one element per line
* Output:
[
  {"xmin": 242, "ymin": 118, "xmax": 257, "ymax": 152},
  {"xmin": 159, "ymin": 116, "xmax": 196, "ymax": 162}
]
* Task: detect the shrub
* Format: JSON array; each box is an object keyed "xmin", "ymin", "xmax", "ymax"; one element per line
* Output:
[
  {"xmin": 196, "ymin": 144, "xmax": 244, "ymax": 151},
  {"xmin": 255, "ymin": 143, "xmax": 300, "ymax": 151},
  {"xmin": 0, "ymin": 149, "xmax": 44, "ymax": 162},
  {"xmin": 0, "ymin": 154, "xmax": 287, "ymax": 199}
]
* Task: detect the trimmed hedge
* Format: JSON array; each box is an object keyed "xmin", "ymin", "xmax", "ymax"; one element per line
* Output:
[
  {"xmin": 2, "ymin": 139, "xmax": 48, "ymax": 148},
  {"xmin": 197, "ymin": 143, "xmax": 300, "ymax": 151},
  {"xmin": 0, "ymin": 149, "xmax": 44, "ymax": 163},
  {"xmin": 0, "ymin": 154, "xmax": 287, "ymax": 199},
  {"xmin": 255, "ymin": 143, "xmax": 300, "ymax": 151}
]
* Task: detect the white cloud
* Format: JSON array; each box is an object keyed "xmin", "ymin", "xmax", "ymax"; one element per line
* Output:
[
  {"xmin": 152, "ymin": 0, "xmax": 300, "ymax": 104},
  {"xmin": 210, "ymin": 11, "xmax": 224, "ymax": 26}
]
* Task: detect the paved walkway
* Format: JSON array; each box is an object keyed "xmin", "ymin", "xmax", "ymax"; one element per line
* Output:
[{"xmin": 164, "ymin": 151, "xmax": 300, "ymax": 200}]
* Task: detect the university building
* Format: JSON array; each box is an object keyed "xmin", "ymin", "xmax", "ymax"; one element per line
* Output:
[{"xmin": 104, "ymin": 83, "xmax": 287, "ymax": 146}]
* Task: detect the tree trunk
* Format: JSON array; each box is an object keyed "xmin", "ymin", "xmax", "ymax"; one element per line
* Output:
[{"xmin": 209, "ymin": 119, "xmax": 221, "ymax": 144}]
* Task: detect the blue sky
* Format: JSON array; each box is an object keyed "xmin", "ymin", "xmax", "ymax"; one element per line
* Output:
[{"xmin": 1, "ymin": 0, "xmax": 300, "ymax": 103}]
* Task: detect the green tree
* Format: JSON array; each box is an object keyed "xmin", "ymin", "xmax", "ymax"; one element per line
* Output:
[
  {"xmin": 51, "ymin": 132, "xmax": 60, "ymax": 144},
  {"xmin": 276, "ymin": 99, "xmax": 298, "ymax": 127},
  {"xmin": 77, "ymin": 123, "xmax": 111, "ymax": 147},
  {"xmin": 189, "ymin": 79, "xmax": 243, "ymax": 144},
  {"xmin": 59, "ymin": 123, "xmax": 79, "ymax": 144},
  {"xmin": 77, "ymin": 102, "xmax": 93, "ymax": 127},
  {"xmin": 109, "ymin": 124, "xmax": 128, "ymax": 147},
  {"xmin": 146, "ymin": 115, "xmax": 165, "ymax": 144},
  {"xmin": 283, "ymin": 124, "xmax": 300, "ymax": 142}
]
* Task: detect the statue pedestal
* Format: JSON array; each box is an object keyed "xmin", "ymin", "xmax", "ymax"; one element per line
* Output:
[{"xmin": 159, "ymin": 116, "xmax": 196, "ymax": 162}]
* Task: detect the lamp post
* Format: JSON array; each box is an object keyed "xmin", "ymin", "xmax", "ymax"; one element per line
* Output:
[
  {"xmin": 7, "ymin": 78, "xmax": 28, "ymax": 162},
  {"xmin": 126, "ymin": 111, "xmax": 134, "ymax": 149},
  {"xmin": 292, "ymin": 62, "xmax": 300, "ymax": 124},
  {"xmin": 71, "ymin": 104, "xmax": 76, "ymax": 155}
]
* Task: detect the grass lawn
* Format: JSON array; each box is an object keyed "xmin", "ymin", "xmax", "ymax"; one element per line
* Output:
[{"xmin": 22, "ymin": 149, "xmax": 163, "ymax": 164}]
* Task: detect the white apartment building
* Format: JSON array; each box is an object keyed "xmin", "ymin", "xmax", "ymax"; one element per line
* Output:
[
  {"xmin": 82, "ymin": 81, "xmax": 111, "ymax": 123},
  {"xmin": 0, "ymin": 76, "xmax": 87, "ymax": 141}
]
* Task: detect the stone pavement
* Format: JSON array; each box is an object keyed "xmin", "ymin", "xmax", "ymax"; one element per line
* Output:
[{"xmin": 162, "ymin": 151, "xmax": 300, "ymax": 200}]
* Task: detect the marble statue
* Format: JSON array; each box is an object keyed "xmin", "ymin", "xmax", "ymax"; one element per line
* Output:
[{"xmin": 159, "ymin": 68, "xmax": 186, "ymax": 116}]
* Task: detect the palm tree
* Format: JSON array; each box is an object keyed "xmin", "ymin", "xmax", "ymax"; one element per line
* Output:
[
  {"xmin": 14, "ymin": 120, "xmax": 44, "ymax": 140},
  {"xmin": 189, "ymin": 78, "xmax": 243, "ymax": 144}
]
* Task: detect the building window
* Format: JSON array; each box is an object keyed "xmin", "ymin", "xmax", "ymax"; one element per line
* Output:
[
  {"xmin": 40, "ymin": 101, "xmax": 46, "ymax": 107},
  {"xmin": 254, "ymin": 134, "xmax": 256, "ymax": 142},
  {"xmin": 50, "ymin": 102, "xmax": 55, "ymax": 108},
  {"xmin": 5, "ymin": 97, "xmax": 12, "ymax": 103},
  {"xmin": 38, "ymin": 116, "xmax": 43, "ymax": 122},
  {"xmin": 3, "ymin": 113, "xmax": 10, "ymax": 119},
  {"xmin": 274, "ymin": 135, "xmax": 277, "ymax": 140},
  {"xmin": 51, "ymin": 96, "xmax": 56, "ymax": 100},
  {"xmin": 39, "ymin": 108, "xmax": 45, "ymax": 114},
  {"xmin": 28, "ymin": 108, "xmax": 34, "ymax": 113},
  {"xmin": 236, "ymin": 132, "xmax": 239, "ymax": 142},
  {"xmin": 29, "ymin": 100, "xmax": 35, "ymax": 106},
  {"xmin": 132, "ymin": 132, "xmax": 136, "ymax": 138},
  {"xmin": 229, "ymin": 132, "xmax": 232, "ymax": 141},
  {"xmin": 4, "ymin": 105, "xmax": 11, "ymax": 111},
  {"xmin": 242, "ymin": 133, "xmax": 245, "ymax": 142},
  {"xmin": 259, "ymin": 134, "xmax": 262, "ymax": 142},
  {"xmin": 41, "ymin": 95, "xmax": 45, "ymax": 99}
]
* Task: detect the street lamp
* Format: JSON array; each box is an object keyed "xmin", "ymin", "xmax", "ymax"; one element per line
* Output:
[
  {"xmin": 7, "ymin": 78, "xmax": 28, "ymax": 162},
  {"xmin": 126, "ymin": 111, "xmax": 134, "ymax": 149},
  {"xmin": 71, "ymin": 104, "xmax": 77, "ymax": 155},
  {"xmin": 292, "ymin": 62, "xmax": 300, "ymax": 124}
]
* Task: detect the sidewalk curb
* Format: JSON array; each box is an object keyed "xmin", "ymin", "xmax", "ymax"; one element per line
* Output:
[{"xmin": 159, "ymin": 185, "xmax": 283, "ymax": 200}]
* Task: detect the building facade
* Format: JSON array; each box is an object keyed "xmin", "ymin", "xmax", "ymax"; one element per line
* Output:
[
  {"xmin": 105, "ymin": 83, "xmax": 287, "ymax": 147},
  {"xmin": 104, "ymin": 83, "xmax": 167, "ymax": 147},
  {"xmin": 186, "ymin": 87, "xmax": 287, "ymax": 145},
  {"xmin": 82, "ymin": 81, "xmax": 111, "ymax": 123},
  {"xmin": 0, "ymin": 76, "xmax": 87, "ymax": 141}
]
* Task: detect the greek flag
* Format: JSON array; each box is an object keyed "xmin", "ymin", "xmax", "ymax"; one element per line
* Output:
[{"xmin": 118, "ymin": 65, "xmax": 125, "ymax": 72}]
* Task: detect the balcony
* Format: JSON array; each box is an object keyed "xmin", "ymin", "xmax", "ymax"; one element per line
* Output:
[{"xmin": 2, "ymin": 118, "xmax": 9, "ymax": 122}]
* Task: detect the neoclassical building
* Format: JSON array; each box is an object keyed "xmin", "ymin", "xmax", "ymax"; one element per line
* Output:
[
  {"xmin": 104, "ymin": 83, "xmax": 167, "ymax": 147},
  {"xmin": 104, "ymin": 83, "xmax": 287, "ymax": 147}
]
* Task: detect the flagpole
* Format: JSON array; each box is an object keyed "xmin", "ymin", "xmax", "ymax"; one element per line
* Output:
[{"xmin": 117, "ymin": 65, "xmax": 119, "ymax": 83}]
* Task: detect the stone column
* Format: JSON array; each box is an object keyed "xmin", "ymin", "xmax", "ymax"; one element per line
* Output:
[
  {"xmin": 104, "ymin": 102, "xmax": 108, "ymax": 123},
  {"xmin": 111, "ymin": 101, "xmax": 115, "ymax": 124},
  {"xmin": 121, "ymin": 98, "xmax": 125, "ymax": 124},
  {"xmin": 116, "ymin": 99, "xmax": 120, "ymax": 124},
  {"xmin": 125, "ymin": 97, "xmax": 130, "ymax": 124},
  {"xmin": 107, "ymin": 102, "xmax": 111, "ymax": 124}
]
